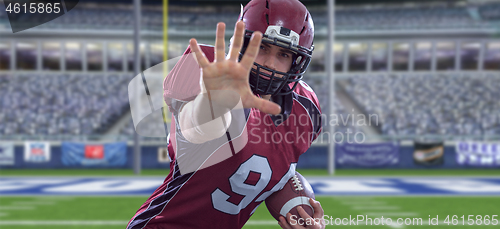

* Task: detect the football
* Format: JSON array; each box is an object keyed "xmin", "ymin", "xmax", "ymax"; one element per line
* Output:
[{"xmin": 265, "ymin": 171, "xmax": 315, "ymax": 221}]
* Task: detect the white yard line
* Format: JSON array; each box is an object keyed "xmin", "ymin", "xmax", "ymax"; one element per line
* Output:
[
  {"xmin": 352, "ymin": 206, "xmax": 400, "ymax": 210},
  {"xmin": 34, "ymin": 197, "xmax": 75, "ymax": 201},
  {"xmin": 11, "ymin": 201, "xmax": 56, "ymax": 205},
  {"xmin": 339, "ymin": 201, "xmax": 387, "ymax": 205},
  {"xmin": 245, "ymin": 220, "xmax": 277, "ymax": 225},
  {"xmin": 0, "ymin": 206, "xmax": 35, "ymax": 210},
  {"xmin": 386, "ymin": 223, "xmax": 405, "ymax": 228},
  {"xmin": 335, "ymin": 197, "xmax": 376, "ymax": 200},
  {"xmin": 2, "ymin": 220, "xmax": 494, "ymax": 227},
  {"xmin": 0, "ymin": 220, "xmax": 279, "ymax": 226},
  {"xmin": 0, "ymin": 220, "xmax": 128, "ymax": 225},
  {"xmin": 364, "ymin": 212, "xmax": 419, "ymax": 217},
  {"xmin": 336, "ymin": 197, "xmax": 418, "ymax": 228}
]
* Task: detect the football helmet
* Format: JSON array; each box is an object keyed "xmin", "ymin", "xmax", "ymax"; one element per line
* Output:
[{"xmin": 240, "ymin": 0, "xmax": 314, "ymax": 96}]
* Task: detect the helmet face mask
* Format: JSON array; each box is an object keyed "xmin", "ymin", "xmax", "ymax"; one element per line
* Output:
[
  {"xmin": 239, "ymin": 0, "xmax": 315, "ymax": 96},
  {"xmin": 243, "ymin": 30, "xmax": 313, "ymax": 95}
]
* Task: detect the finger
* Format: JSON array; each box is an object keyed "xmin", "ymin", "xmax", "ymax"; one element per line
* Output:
[
  {"xmin": 310, "ymin": 199, "xmax": 325, "ymax": 219},
  {"xmin": 278, "ymin": 216, "xmax": 292, "ymax": 229},
  {"xmin": 297, "ymin": 206, "xmax": 321, "ymax": 228},
  {"xmin": 296, "ymin": 206, "xmax": 312, "ymax": 220},
  {"xmin": 246, "ymin": 96, "xmax": 281, "ymax": 115},
  {"xmin": 189, "ymin": 38, "xmax": 210, "ymax": 68},
  {"xmin": 286, "ymin": 213, "xmax": 302, "ymax": 228},
  {"xmin": 215, "ymin": 22, "xmax": 226, "ymax": 62},
  {"xmin": 228, "ymin": 21, "xmax": 245, "ymax": 62},
  {"xmin": 298, "ymin": 205, "xmax": 324, "ymax": 228},
  {"xmin": 239, "ymin": 31, "xmax": 262, "ymax": 71}
]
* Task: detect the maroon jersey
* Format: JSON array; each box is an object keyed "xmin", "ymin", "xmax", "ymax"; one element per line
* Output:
[{"xmin": 127, "ymin": 45, "xmax": 322, "ymax": 229}]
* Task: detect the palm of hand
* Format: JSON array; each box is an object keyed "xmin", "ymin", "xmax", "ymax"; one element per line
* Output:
[{"xmin": 190, "ymin": 21, "xmax": 281, "ymax": 115}]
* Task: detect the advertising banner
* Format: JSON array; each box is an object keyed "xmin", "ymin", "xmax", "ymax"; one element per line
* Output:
[
  {"xmin": 336, "ymin": 142, "xmax": 399, "ymax": 167},
  {"xmin": 0, "ymin": 143, "xmax": 15, "ymax": 165},
  {"xmin": 157, "ymin": 147, "xmax": 170, "ymax": 163},
  {"xmin": 61, "ymin": 142, "xmax": 127, "ymax": 167},
  {"xmin": 24, "ymin": 141, "xmax": 51, "ymax": 163},
  {"xmin": 413, "ymin": 141, "xmax": 444, "ymax": 166},
  {"xmin": 456, "ymin": 142, "xmax": 500, "ymax": 167}
]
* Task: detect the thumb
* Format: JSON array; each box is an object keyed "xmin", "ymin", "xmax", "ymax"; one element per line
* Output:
[{"xmin": 247, "ymin": 96, "xmax": 281, "ymax": 115}]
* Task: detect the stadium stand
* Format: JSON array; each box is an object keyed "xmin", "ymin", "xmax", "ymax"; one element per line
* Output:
[
  {"xmin": 0, "ymin": 73, "xmax": 132, "ymax": 139},
  {"xmin": 117, "ymin": 76, "xmax": 366, "ymax": 143},
  {"xmin": 478, "ymin": 2, "xmax": 500, "ymax": 20},
  {"xmin": 1, "ymin": 2, "xmax": 498, "ymax": 32},
  {"xmin": 1, "ymin": 1, "xmax": 498, "ymax": 142},
  {"xmin": 343, "ymin": 73, "xmax": 500, "ymax": 139},
  {"xmin": 119, "ymin": 116, "xmax": 169, "ymax": 140},
  {"xmin": 334, "ymin": 6, "xmax": 483, "ymax": 31},
  {"xmin": 308, "ymin": 77, "xmax": 368, "ymax": 138}
]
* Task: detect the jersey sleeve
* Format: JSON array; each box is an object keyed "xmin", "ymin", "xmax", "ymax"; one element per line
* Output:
[{"xmin": 294, "ymin": 80, "xmax": 323, "ymax": 143}]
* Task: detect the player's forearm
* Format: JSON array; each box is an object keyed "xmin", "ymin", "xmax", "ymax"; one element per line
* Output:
[
  {"xmin": 192, "ymin": 92, "xmax": 233, "ymax": 127},
  {"xmin": 179, "ymin": 93, "xmax": 232, "ymax": 144}
]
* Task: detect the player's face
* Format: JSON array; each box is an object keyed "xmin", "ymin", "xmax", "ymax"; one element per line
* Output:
[{"xmin": 254, "ymin": 43, "xmax": 294, "ymax": 79}]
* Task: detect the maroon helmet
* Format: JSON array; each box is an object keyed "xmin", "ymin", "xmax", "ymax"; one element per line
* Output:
[{"xmin": 240, "ymin": 0, "xmax": 314, "ymax": 96}]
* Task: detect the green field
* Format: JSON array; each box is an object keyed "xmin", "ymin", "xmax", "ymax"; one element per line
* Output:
[
  {"xmin": 0, "ymin": 196, "xmax": 499, "ymax": 228},
  {"xmin": 1, "ymin": 169, "xmax": 499, "ymax": 228}
]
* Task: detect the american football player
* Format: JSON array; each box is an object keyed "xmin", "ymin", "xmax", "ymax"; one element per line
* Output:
[{"xmin": 128, "ymin": 0, "xmax": 325, "ymax": 228}]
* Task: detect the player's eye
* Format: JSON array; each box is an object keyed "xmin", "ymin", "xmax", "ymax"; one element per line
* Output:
[{"xmin": 280, "ymin": 52, "xmax": 290, "ymax": 59}]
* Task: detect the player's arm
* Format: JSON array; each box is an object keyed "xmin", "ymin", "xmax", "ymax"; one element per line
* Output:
[{"xmin": 178, "ymin": 90, "xmax": 233, "ymax": 144}]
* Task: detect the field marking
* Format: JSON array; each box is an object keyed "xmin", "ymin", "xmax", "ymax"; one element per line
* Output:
[
  {"xmin": 352, "ymin": 206, "xmax": 400, "ymax": 210},
  {"xmin": 0, "ymin": 220, "xmax": 278, "ymax": 226},
  {"xmin": 34, "ymin": 197, "xmax": 75, "ymax": 200},
  {"xmin": 3, "ymin": 177, "xmax": 500, "ymax": 196},
  {"xmin": 1, "ymin": 220, "xmax": 498, "ymax": 227},
  {"xmin": 339, "ymin": 201, "xmax": 387, "ymax": 205},
  {"xmin": 364, "ymin": 212, "xmax": 419, "ymax": 217},
  {"xmin": 0, "ymin": 206, "xmax": 35, "ymax": 210},
  {"xmin": 0, "ymin": 220, "xmax": 128, "ymax": 225},
  {"xmin": 245, "ymin": 220, "xmax": 277, "ymax": 225},
  {"xmin": 335, "ymin": 197, "xmax": 376, "ymax": 200},
  {"xmin": 336, "ymin": 198, "xmax": 377, "ymax": 202},
  {"xmin": 12, "ymin": 201, "xmax": 56, "ymax": 205},
  {"xmin": 336, "ymin": 197, "xmax": 419, "ymax": 228},
  {"xmin": 322, "ymin": 194, "xmax": 500, "ymax": 197}
]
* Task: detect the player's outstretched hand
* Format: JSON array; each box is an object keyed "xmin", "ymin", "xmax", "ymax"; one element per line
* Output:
[
  {"xmin": 189, "ymin": 21, "xmax": 281, "ymax": 115},
  {"xmin": 278, "ymin": 198, "xmax": 325, "ymax": 229}
]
